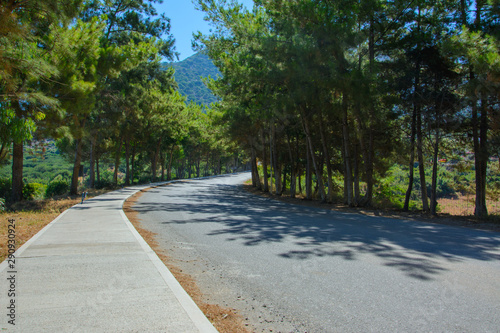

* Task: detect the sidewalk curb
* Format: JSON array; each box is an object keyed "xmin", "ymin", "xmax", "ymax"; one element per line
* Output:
[
  {"xmin": 118, "ymin": 183, "xmax": 218, "ymax": 333},
  {"xmin": 1, "ymin": 179, "xmax": 221, "ymax": 332}
]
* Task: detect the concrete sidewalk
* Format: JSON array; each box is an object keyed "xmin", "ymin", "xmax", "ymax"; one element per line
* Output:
[{"xmin": 0, "ymin": 183, "xmax": 218, "ymax": 332}]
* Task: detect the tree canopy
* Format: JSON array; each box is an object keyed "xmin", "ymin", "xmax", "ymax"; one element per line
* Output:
[
  {"xmin": 1, "ymin": 0, "xmax": 498, "ymax": 219},
  {"xmin": 194, "ymin": 0, "xmax": 500, "ymax": 217},
  {"xmin": 1, "ymin": 0, "xmax": 244, "ymax": 203}
]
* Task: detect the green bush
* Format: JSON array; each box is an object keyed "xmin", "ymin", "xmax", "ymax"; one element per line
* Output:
[
  {"xmin": 45, "ymin": 180, "xmax": 69, "ymax": 198},
  {"xmin": 95, "ymin": 179, "xmax": 115, "ymax": 189},
  {"xmin": 23, "ymin": 183, "xmax": 46, "ymax": 200},
  {"xmin": 0, "ymin": 198, "xmax": 5, "ymax": 211},
  {"xmin": 0, "ymin": 178, "xmax": 11, "ymax": 200},
  {"xmin": 95, "ymin": 169, "xmax": 116, "ymax": 189}
]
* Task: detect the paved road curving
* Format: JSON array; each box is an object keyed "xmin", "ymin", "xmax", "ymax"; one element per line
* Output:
[{"xmin": 134, "ymin": 173, "xmax": 500, "ymax": 332}]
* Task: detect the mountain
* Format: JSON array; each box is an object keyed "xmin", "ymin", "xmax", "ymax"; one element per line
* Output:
[{"xmin": 163, "ymin": 53, "xmax": 220, "ymax": 106}]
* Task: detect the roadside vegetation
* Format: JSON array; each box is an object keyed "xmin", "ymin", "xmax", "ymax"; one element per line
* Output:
[
  {"xmin": 1, "ymin": 0, "xmax": 499, "ymax": 221},
  {"xmin": 0, "ymin": 0, "xmax": 246, "ymax": 212},
  {"xmin": 0, "ymin": 0, "xmax": 246, "ymax": 269},
  {"xmin": 194, "ymin": 0, "xmax": 500, "ymax": 219}
]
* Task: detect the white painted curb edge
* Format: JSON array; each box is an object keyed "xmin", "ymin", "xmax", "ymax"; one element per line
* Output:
[{"xmin": 120, "ymin": 182, "xmax": 219, "ymax": 333}]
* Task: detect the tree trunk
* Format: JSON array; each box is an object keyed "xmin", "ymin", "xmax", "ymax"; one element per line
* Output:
[
  {"xmin": 305, "ymin": 133, "xmax": 312, "ymax": 200},
  {"xmin": 342, "ymin": 93, "xmax": 354, "ymax": 206},
  {"xmin": 319, "ymin": 114, "xmax": 334, "ymax": 202},
  {"xmin": 286, "ymin": 133, "xmax": 296, "ymax": 198},
  {"xmin": 11, "ymin": 142, "xmax": 24, "ymax": 202},
  {"xmin": 272, "ymin": 123, "xmax": 282, "ymax": 195},
  {"xmin": 130, "ymin": 145, "xmax": 136, "ymax": 185},
  {"xmin": 251, "ymin": 145, "xmax": 258, "ymax": 187},
  {"xmin": 479, "ymin": 98, "xmax": 489, "ymax": 213},
  {"xmin": 0, "ymin": 143, "xmax": 8, "ymax": 164},
  {"xmin": 251, "ymin": 144, "xmax": 261, "ymax": 189},
  {"xmin": 177, "ymin": 158, "xmax": 185, "ymax": 179},
  {"xmin": 404, "ymin": 103, "xmax": 417, "ymax": 211},
  {"xmin": 204, "ymin": 152, "xmax": 210, "ymax": 177},
  {"xmin": 430, "ymin": 105, "xmax": 440, "ymax": 215},
  {"xmin": 269, "ymin": 125, "xmax": 274, "ymax": 194},
  {"xmin": 364, "ymin": 129, "xmax": 375, "ymax": 206},
  {"xmin": 417, "ymin": 105, "xmax": 429, "ymax": 212},
  {"xmin": 151, "ymin": 139, "xmax": 161, "ymax": 182},
  {"xmin": 474, "ymin": 98, "xmax": 489, "ymax": 217},
  {"xmin": 282, "ymin": 164, "xmax": 287, "ymax": 194},
  {"xmin": 90, "ymin": 136, "xmax": 96, "ymax": 188},
  {"xmin": 96, "ymin": 156, "xmax": 100, "ymax": 185},
  {"xmin": 125, "ymin": 139, "xmax": 131, "ymax": 186},
  {"xmin": 431, "ymin": 79, "xmax": 443, "ymax": 216},
  {"xmin": 354, "ymin": 144, "xmax": 360, "ymax": 205},
  {"xmin": 302, "ymin": 111, "xmax": 326, "ymax": 202},
  {"xmin": 473, "ymin": 1, "xmax": 489, "ymax": 218},
  {"xmin": 196, "ymin": 158, "xmax": 201, "ymax": 178},
  {"xmin": 262, "ymin": 130, "xmax": 269, "ymax": 192},
  {"xmin": 70, "ymin": 138, "xmax": 83, "ymax": 195},
  {"xmin": 297, "ymin": 135, "xmax": 302, "ymax": 195},
  {"xmin": 167, "ymin": 144, "xmax": 175, "ymax": 180},
  {"xmin": 363, "ymin": 15, "xmax": 376, "ymax": 207},
  {"xmin": 430, "ymin": 132, "xmax": 439, "ymax": 215},
  {"xmin": 414, "ymin": 6, "xmax": 429, "ymax": 213},
  {"xmin": 113, "ymin": 138, "xmax": 122, "ymax": 185},
  {"xmin": 187, "ymin": 156, "xmax": 192, "ymax": 179},
  {"xmin": 160, "ymin": 149, "xmax": 166, "ymax": 181},
  {"xmin": 11, "ymin": 101, "xmax": 25, "ymax": 202}
]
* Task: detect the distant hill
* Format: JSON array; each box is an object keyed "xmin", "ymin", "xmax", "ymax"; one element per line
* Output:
[{"xmin": 163, "ymin": 53, "xmax": 220, "ymax": 106}]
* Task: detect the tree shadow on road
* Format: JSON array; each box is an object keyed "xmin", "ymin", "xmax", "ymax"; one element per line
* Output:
[{"xmin": 133, "ymin": 179, "xmax": 500, "ymax": 281}]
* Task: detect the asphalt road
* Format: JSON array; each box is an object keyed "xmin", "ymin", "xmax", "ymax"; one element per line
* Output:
[{"xmin": 133, "ymin": 173, "xmax": 500, "ymax": 332}]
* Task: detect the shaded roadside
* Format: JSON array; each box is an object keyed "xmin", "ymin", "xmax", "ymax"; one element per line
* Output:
[{"xmin": 243, "ymin": 184, "xmax": 500, "ymax": 233}]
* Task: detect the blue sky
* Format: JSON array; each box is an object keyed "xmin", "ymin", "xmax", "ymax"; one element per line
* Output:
[{"xmin": 155, "ymin": 0, "xmax": 255, "ymax": 62}]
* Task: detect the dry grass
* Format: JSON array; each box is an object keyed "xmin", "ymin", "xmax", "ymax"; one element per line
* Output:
[
  {"xmin": 438, "ymin": 195, "xmax": 500, "ymax": 216},
  {"xmin": 123, "ymin": 188, "xmax": 250, "ymax": 333},
  {"xmin": 0, "ymin": 189, "xmax": 108, "ymax": 263},
  {"xmin": 1, "ymin": 198, "xmax": 81, "ymax": 262}
]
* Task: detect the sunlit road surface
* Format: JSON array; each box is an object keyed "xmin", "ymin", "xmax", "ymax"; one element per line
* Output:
[{"xmin": 134, "ymin": 173, "xmax": 500, "ymax": 332}]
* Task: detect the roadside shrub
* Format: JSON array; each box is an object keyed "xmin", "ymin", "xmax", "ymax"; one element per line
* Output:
[
  {"xmin": 436, "ymin": 179, "xmax": 457, "ymax": 198},
  {"xmin": 137, "ymin": 175, "xmax": 152, "ymax": 185},
  {"xmin": 45, "ymin": 180, "xmax": 69, "ymax": 198},
  {"xmin": 23, "ymin": 183, "xmax": 46, "ymax": 200},
  {"xmin": 0, "ymin": 198, "xmax": 5, "ymax": 211},
  {"xmin": 373, "ymin": 165, "xmax": 408, "ymax": 209},
  {"xmin": 95, "ymin": 179, "xmax": 114, "ymax": 190},
  {"xmin": 95, "ymin": 170, "xmax": 115, "ymax": 189},
  {"xmin": 0, "ymin": 177, "xmax": 11, "ymax": 200}
]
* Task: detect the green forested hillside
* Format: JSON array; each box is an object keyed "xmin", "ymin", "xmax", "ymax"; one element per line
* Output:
[{"xmin": 164, "ymin": 53, "xmax": 220, "ymax": 105}]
